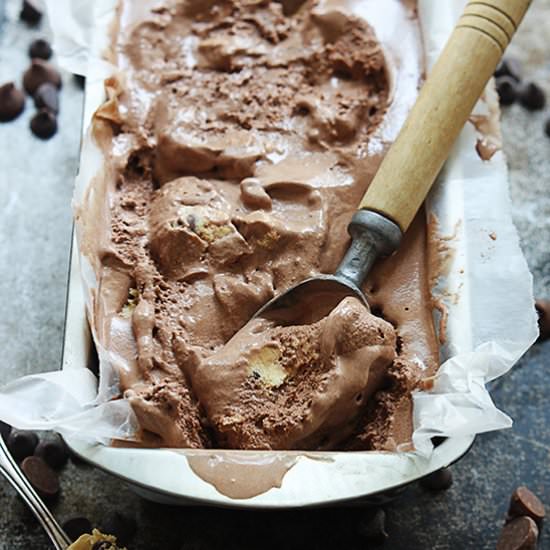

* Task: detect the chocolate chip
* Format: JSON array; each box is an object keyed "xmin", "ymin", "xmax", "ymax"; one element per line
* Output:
[
  {"xmin": 7, "ymin": 430, "xmax": 39, "ymax": 461},
  {"xmin": 496, "ymin": 77, "xmax": 518, "ymax": 106},
  {"xmin": 30, "ymin": 109, "xmax": 58, "ymax": 139},
  {"xmin": 21, "ymin": 456, "xmax": 60, "ymax": 500},
  {"xmin": 34, "ymin": 83, "xmax": 59, "ymax": 114},
  {"xmin": 34, "ymin": 434, "xmax": 69, "ymax": 469},
  {"xmin": 419, "ymin": 467, "xmax": 453, "ymax": 491},
  {"xmin": 518, "ymin": 82, "xmax": 546, "ymax": 111},
  {"xmin": 92, "ymin": 542, "xmax": 116, "ymax": 550},
  {"xmin": 100, "ymin": 512, "xmax": 136, "ymax": 546},
  {"xmin": 23, "ymin": 59, "xmax": 62, "ymax": 95},
  {"xmin": 357, "ymin": 508, "xmax": 388, "ymax": 544},
  {"xmin": 29, "ymin": 39, "xmax": 53, "ymax": 60},
  {"xmin": 0, "ymin": 421, "xmax": 11, "ymax": 441},
  {"xmin": 20, "ymin": 0, "xmax": 42, "ymax": 25},
  {"xmin": 535, "ymin": 300, "xmax": 550, "ymax": 341},
  {"xmin": 62, "ymin": 517, "xmax": 93, "ymax": 542},
  {"xmin": 0, "ymin": 82, "xmax": 25, "ymax": 122},
  {"xmin": 495, "ymin": 58, "xmax": 523, "ymax": 83},
  {"xmin": 496, "ymin": 516, "xmax": 539, "ymax": 550},
  {"xmin": 508, "ymin": 486, "xmax": 546, "ymax": 527}
]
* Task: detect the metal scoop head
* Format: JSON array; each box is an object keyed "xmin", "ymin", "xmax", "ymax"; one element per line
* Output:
[{"xmin": 254, "ymin": 210, "xmax": 403, "ymax": 321}]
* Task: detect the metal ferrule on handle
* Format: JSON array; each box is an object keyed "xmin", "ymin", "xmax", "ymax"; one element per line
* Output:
[{"xmin": 336, "ymin": 211, "xmax": 402, "ymax": 289}]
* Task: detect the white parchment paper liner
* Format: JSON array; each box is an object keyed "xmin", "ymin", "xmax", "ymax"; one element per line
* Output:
[{"xmin": 0, "ymin": 0, "xmax": 538, "ymax": 456}]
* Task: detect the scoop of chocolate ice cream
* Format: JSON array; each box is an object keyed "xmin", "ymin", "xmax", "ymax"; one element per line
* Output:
[
  {"xmin": 189, "ymin": 296, "xmax": 396, "ymax": 450},
  {"xmin": 149, "ymin": 176, "xmax": 251, "ymax": 278}
]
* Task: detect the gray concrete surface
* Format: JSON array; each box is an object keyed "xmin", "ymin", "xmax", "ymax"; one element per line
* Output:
[{"xmin": 0, "ymin": 0, "xmax": 549, "ymax": 549}]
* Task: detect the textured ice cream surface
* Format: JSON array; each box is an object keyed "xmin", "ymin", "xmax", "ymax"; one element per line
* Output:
[
  {"xmin": 189, "ymin": 296, "xmax": 396, "ymax": 450},
  {"xmin": 80, "ymin": 0, "xmax": 438, "ymax": 451}
]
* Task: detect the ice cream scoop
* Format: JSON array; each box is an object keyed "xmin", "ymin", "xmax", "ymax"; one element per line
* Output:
[{"xmin": 255, "ymin": 0, "xmax": 531, "ymax": 322}]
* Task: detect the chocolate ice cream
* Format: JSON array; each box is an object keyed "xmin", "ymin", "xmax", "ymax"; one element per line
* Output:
[
  {"xmin": 191, "ymin": 295, "xmax": 396, "ymax": 450},
  {"xmin": 78, "ymin": 0, "xmax": 438, "ymax": 451}
]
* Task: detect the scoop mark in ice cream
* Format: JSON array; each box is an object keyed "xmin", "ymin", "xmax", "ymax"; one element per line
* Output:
[{"xmin": 82, "ymin": 0, "xmax": 438, "ymax": 453}]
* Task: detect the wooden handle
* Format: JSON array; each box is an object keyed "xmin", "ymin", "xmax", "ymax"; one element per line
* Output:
[{"xmin": 359, "ymin": 0, "xmax": 531, "ymax": 232}]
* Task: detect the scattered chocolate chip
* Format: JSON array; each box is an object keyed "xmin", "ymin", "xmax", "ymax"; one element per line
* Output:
[
  {"xmin": 496, "ymin": 77, "xmax": 518, "ymax": 106},
  {"xmin": 357, "ymin": 508, "xmax": 388, "ymax": 544},
  {"xmin": 496, "ymin": 516, "xmax": 539, "ymax": 550},
  {"xmin": 545, "ymin": 118, "xmax": 550, "ymax": 139},
  {"xmin": 21, "ymin": 456, "xmax": 60, "ymax": 500},
  {"xmin": 34, "ymin": 434, "xmax": 69, "ymax": 469},
  {"xmin": 419, "ymin": 467, "xmax": 453, "ymax": 491},
  {"xmin": 30, "ymin": 109, "xmax": 58, "ymax": 139},
  {"xmin": 495, "ymin": 58, "xmax": 523, "ymax": 83},
  {"xmin": 0, "ymin": 421, "xmax": 11, "ymax": 441},
  {"xmin": 23, "ymin": 59, "xmax": 62, "ymax": 95},
  {"xmin": 92, "ymin": 542, "xmax": 116, "ymax": 550},
  {"xmin": 20, "ymin": 0, "xmax": 42, "ymax": 25},
  {"xmin": 0, "ymin": 82, "xmax": 25, "ymax": 122},
  {"xmin": 62, "ymin": 517, "xmax": 93, "ymax": 542},
  {"xmin": 535, "ymin": 300, "xmax": 550, "ymax": 341},
  {"xmin": 100, "ymin": 512, "xmax": 137, "ymax": 546},
  {"xmin": 29, "ymin": 39, "xmax": 53, "ymax": 60},
  {"xmin": 7, "ymin": 430, "xmax": 39, "ymax": 461},
  {"xmin": 73, "ymin": 74, "xmax": 86, "ymax": 89},
  {"xmin": 518, "ymin": 82, "xmax": 546, "ymax": 111},
  {"xmin": 508, "ymin": 486, "xmax": 546, "ymax": 527},
  {"xmin": 34, "ymin": 82, "xmax": 59, "ymax": 114}
]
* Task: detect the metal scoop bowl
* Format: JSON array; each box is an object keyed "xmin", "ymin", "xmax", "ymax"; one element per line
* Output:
[{"xmin": 254, "ymin": 211, "xmax": 402, "ymax": 320}]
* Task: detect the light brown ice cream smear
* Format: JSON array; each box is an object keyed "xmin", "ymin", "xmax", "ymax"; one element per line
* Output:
[{"xmin": 80, "ymin": 0, "xmax": 439, "ymax": 452}]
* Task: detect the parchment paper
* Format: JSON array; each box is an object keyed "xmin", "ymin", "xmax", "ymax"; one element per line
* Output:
[{"xmin": 0, "ymin": 0, "xmax": 539, "ymax": 456}]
